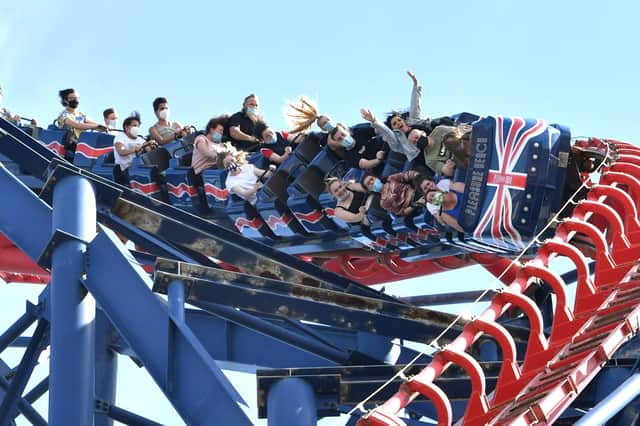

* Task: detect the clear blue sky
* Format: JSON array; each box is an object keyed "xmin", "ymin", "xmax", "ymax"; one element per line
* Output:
[{"xmin": 1, "ymin": 0, "xmax": 639, "ymax": 424}]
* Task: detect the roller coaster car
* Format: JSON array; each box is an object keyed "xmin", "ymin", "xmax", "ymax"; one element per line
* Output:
[
  {"xmin": 457, "ymin": 116, "xmax": 572, "ymax": 252},
  {"xmin": 2, "ymin": 114, "xmax": 594, "ymax": 262}
]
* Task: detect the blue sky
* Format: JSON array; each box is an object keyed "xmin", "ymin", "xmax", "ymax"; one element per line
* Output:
[{"xmin": 1, "ymin": 0, "xmax": 639, "ymax": 424}]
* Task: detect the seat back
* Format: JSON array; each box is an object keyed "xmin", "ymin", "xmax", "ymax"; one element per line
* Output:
[
  {"xmin": 294, "ymin": 133, "xmax": 323, "ymax": 163},
  {"xmin": 74, "ymin": 132, "xmax": 114, "ymax": 170},
  {"xmin": 140, "ymin": 148, "xmax": 171, "ymax": 172},
  {"xmin": 38, "ymin": 128, "xmax": 68, "ymax": 157}
]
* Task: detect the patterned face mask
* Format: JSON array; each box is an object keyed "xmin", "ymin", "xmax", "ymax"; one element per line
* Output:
[
  {"xmin": 431, "ymin": 191, "xmax": 445, "ymax": 207},
  {"xmin": 226, "ymin": 161, "xmax": 238, "ymax": 172}
]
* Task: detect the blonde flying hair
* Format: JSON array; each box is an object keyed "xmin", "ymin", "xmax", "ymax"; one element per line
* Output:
[
  {"xmin": 284, "ymin": 96, "xmax": 321, "ymax": 134},
  {"xmin": 215, "ymin": 142, "xmax": 247, "ymax": 168}
]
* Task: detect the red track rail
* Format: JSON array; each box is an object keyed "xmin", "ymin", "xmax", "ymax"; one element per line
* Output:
[{"xmin": 358, "ymin": 139, "xmax": 640, "ymax": 425}]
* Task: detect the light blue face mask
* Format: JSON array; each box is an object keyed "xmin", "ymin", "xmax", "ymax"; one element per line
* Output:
[
  {"xmin": 336, "ymin": 189, "xmax": 351, "ymax": 202},
  {"xmin": 246, "ymin": 107, "xmax": 258, "ymax": 115},
  {"xmin": 341, "ymin": 135, "xmax": 355, "ymax": 149},
  {"xmin": 212, "ymin": 132, "xmax": 222, "ymax": 142},
  {"xmin": 372, "ymin": 178, "xmax": 383, "ymax": 193},
  {"xmin": 264, "ymin": 135, "xmax": 277, "ymax": 145}
]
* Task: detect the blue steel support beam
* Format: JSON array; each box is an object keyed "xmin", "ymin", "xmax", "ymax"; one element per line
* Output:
[
  {"xmin": 197, "ymin": 303, "xmax": 351, "ymax": 364},
  {"xmin": 98, "ymin": 214, "xmax": 207, "ymax": 266},
  {"xmin": 0, "ymin": 312, "xmax": 37, "ymax": 353},
  {"xmin": 85, "ymin": 226, "xmax": 251, "ymax": 425},
  {"xmin": 0, "ymin": 321, "xmax": 48, "ymax": 426},
  {"xmin": 49, "ymin": 174, "xmax": 97, "ymax": 426},
  {"xmin": 23, "ymin": 377, "xmax": 49, "ymax": 403},
  {"xmin": 267, "ymin": 378, "xmax": 317, "ymax": 426},
  {"xmin": 95, "ymin": 310, "xmax": 117, "ymax": 426},
  {"xmin": 102, "ymin": 403, "xmax": 164, "ymax": 426},
  {"xmin": 574, "ymin": 373, "xmax": 640, "ymax": 426},
  {"xmin": 0, "ymin": 162, "xmax": 51, "ymax": 261},
  {"xmin": 0, "ymin": 376, "xmax": 46, "ymax": 426}
]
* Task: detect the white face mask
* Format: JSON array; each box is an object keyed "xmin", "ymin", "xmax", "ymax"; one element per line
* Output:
[
  {"xmin": 158, "ymin": 109, "xmax": 169, "ymax": 120},
  {"xmin": 108, "ymin": 119, "xmax": 117, "ymax": 129},
  {"xmin": 129, "ymin": 126, "xmax": 140, "ymax": 137}
]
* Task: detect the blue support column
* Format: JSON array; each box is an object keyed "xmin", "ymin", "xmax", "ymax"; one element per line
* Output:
[
  {"xmin": 95, "ymin": 309, "xmax": 117, "ymax": 426},
  {"xmin": 49, "ymin": 174, "xmax": 96, "ymax": 426},
  {"xmin": 168, "ymin": 280, "xmax": 185, "ymax": 324},
  {"xmin": 267, "ymin": 378, "xmax": 317, "ymax": 426},
  {"xmin": 575, "ymin": 373, "xmax": 640, "ymax": 426}
]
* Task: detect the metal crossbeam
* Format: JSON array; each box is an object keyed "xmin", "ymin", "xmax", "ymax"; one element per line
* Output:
[
  {"xmin": 85, "ymin": 226, "xmax": 252, "ymax": 425},
  {"xmin": 154, "ymin": 273, "xmax": 474, "ymax": 345}
]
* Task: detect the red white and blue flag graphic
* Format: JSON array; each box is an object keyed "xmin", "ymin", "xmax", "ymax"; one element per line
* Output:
[{"xmin": 472, "ymin": 117, "xmax": 548, "ymax": 248}]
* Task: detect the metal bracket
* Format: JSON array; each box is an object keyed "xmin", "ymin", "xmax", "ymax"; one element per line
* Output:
[{"xmin": 37, "ymin": 229, "xmax": 90, "ymax": 269}]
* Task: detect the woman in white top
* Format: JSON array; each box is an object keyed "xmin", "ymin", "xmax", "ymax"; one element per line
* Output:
[
  {"xmin": 218, "ymin": 151, "xmax": 274, "ymax": 205},
  {"xmin": 114, "ymin": 112, "xmax": 157, "ymax": 171}
]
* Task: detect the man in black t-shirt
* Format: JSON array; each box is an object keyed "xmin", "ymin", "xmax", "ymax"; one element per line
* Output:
[
  {"xmin": 224, "ymin": 93, "xmax": 261, "ymax": 151},
  {"xmin": 344, "ymin": 134, "xmax": 387, "ymax": 176}
]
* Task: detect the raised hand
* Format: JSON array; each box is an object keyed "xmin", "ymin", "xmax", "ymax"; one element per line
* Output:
[
  {"xmin": 360, "ymin": 108, "xmax": 375, "ymax": 123},
  {"xmin": 407, "ymin": 70, "xmax": 418, "ymax": 86}
]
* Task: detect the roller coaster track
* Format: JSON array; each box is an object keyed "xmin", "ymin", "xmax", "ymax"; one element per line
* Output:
[
  {"xmin": 358, "ymin": 140, "xmax": 640, "ymax": 425},
  {"xmin": 2, "ymin": 116, "xmax": 640, "ymax": 424}
]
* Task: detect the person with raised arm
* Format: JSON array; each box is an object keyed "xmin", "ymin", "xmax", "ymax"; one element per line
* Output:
[{"xmin": 359, "ymin": 70, "xmax": 430, "ymax": 163}]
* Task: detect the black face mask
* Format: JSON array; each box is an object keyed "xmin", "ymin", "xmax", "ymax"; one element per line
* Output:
[
  {"xmin": 67, "ymin": 99, "xmax": 79, "ymax": 109},
  {"xmin": 417, "ymin": 135, "xmax": 428, "ymax": 150}
]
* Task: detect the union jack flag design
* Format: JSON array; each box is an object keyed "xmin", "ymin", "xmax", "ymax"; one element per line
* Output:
[{"xmin": 472, "ymin": 116, "xmax": 548, "ymax": 248}]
